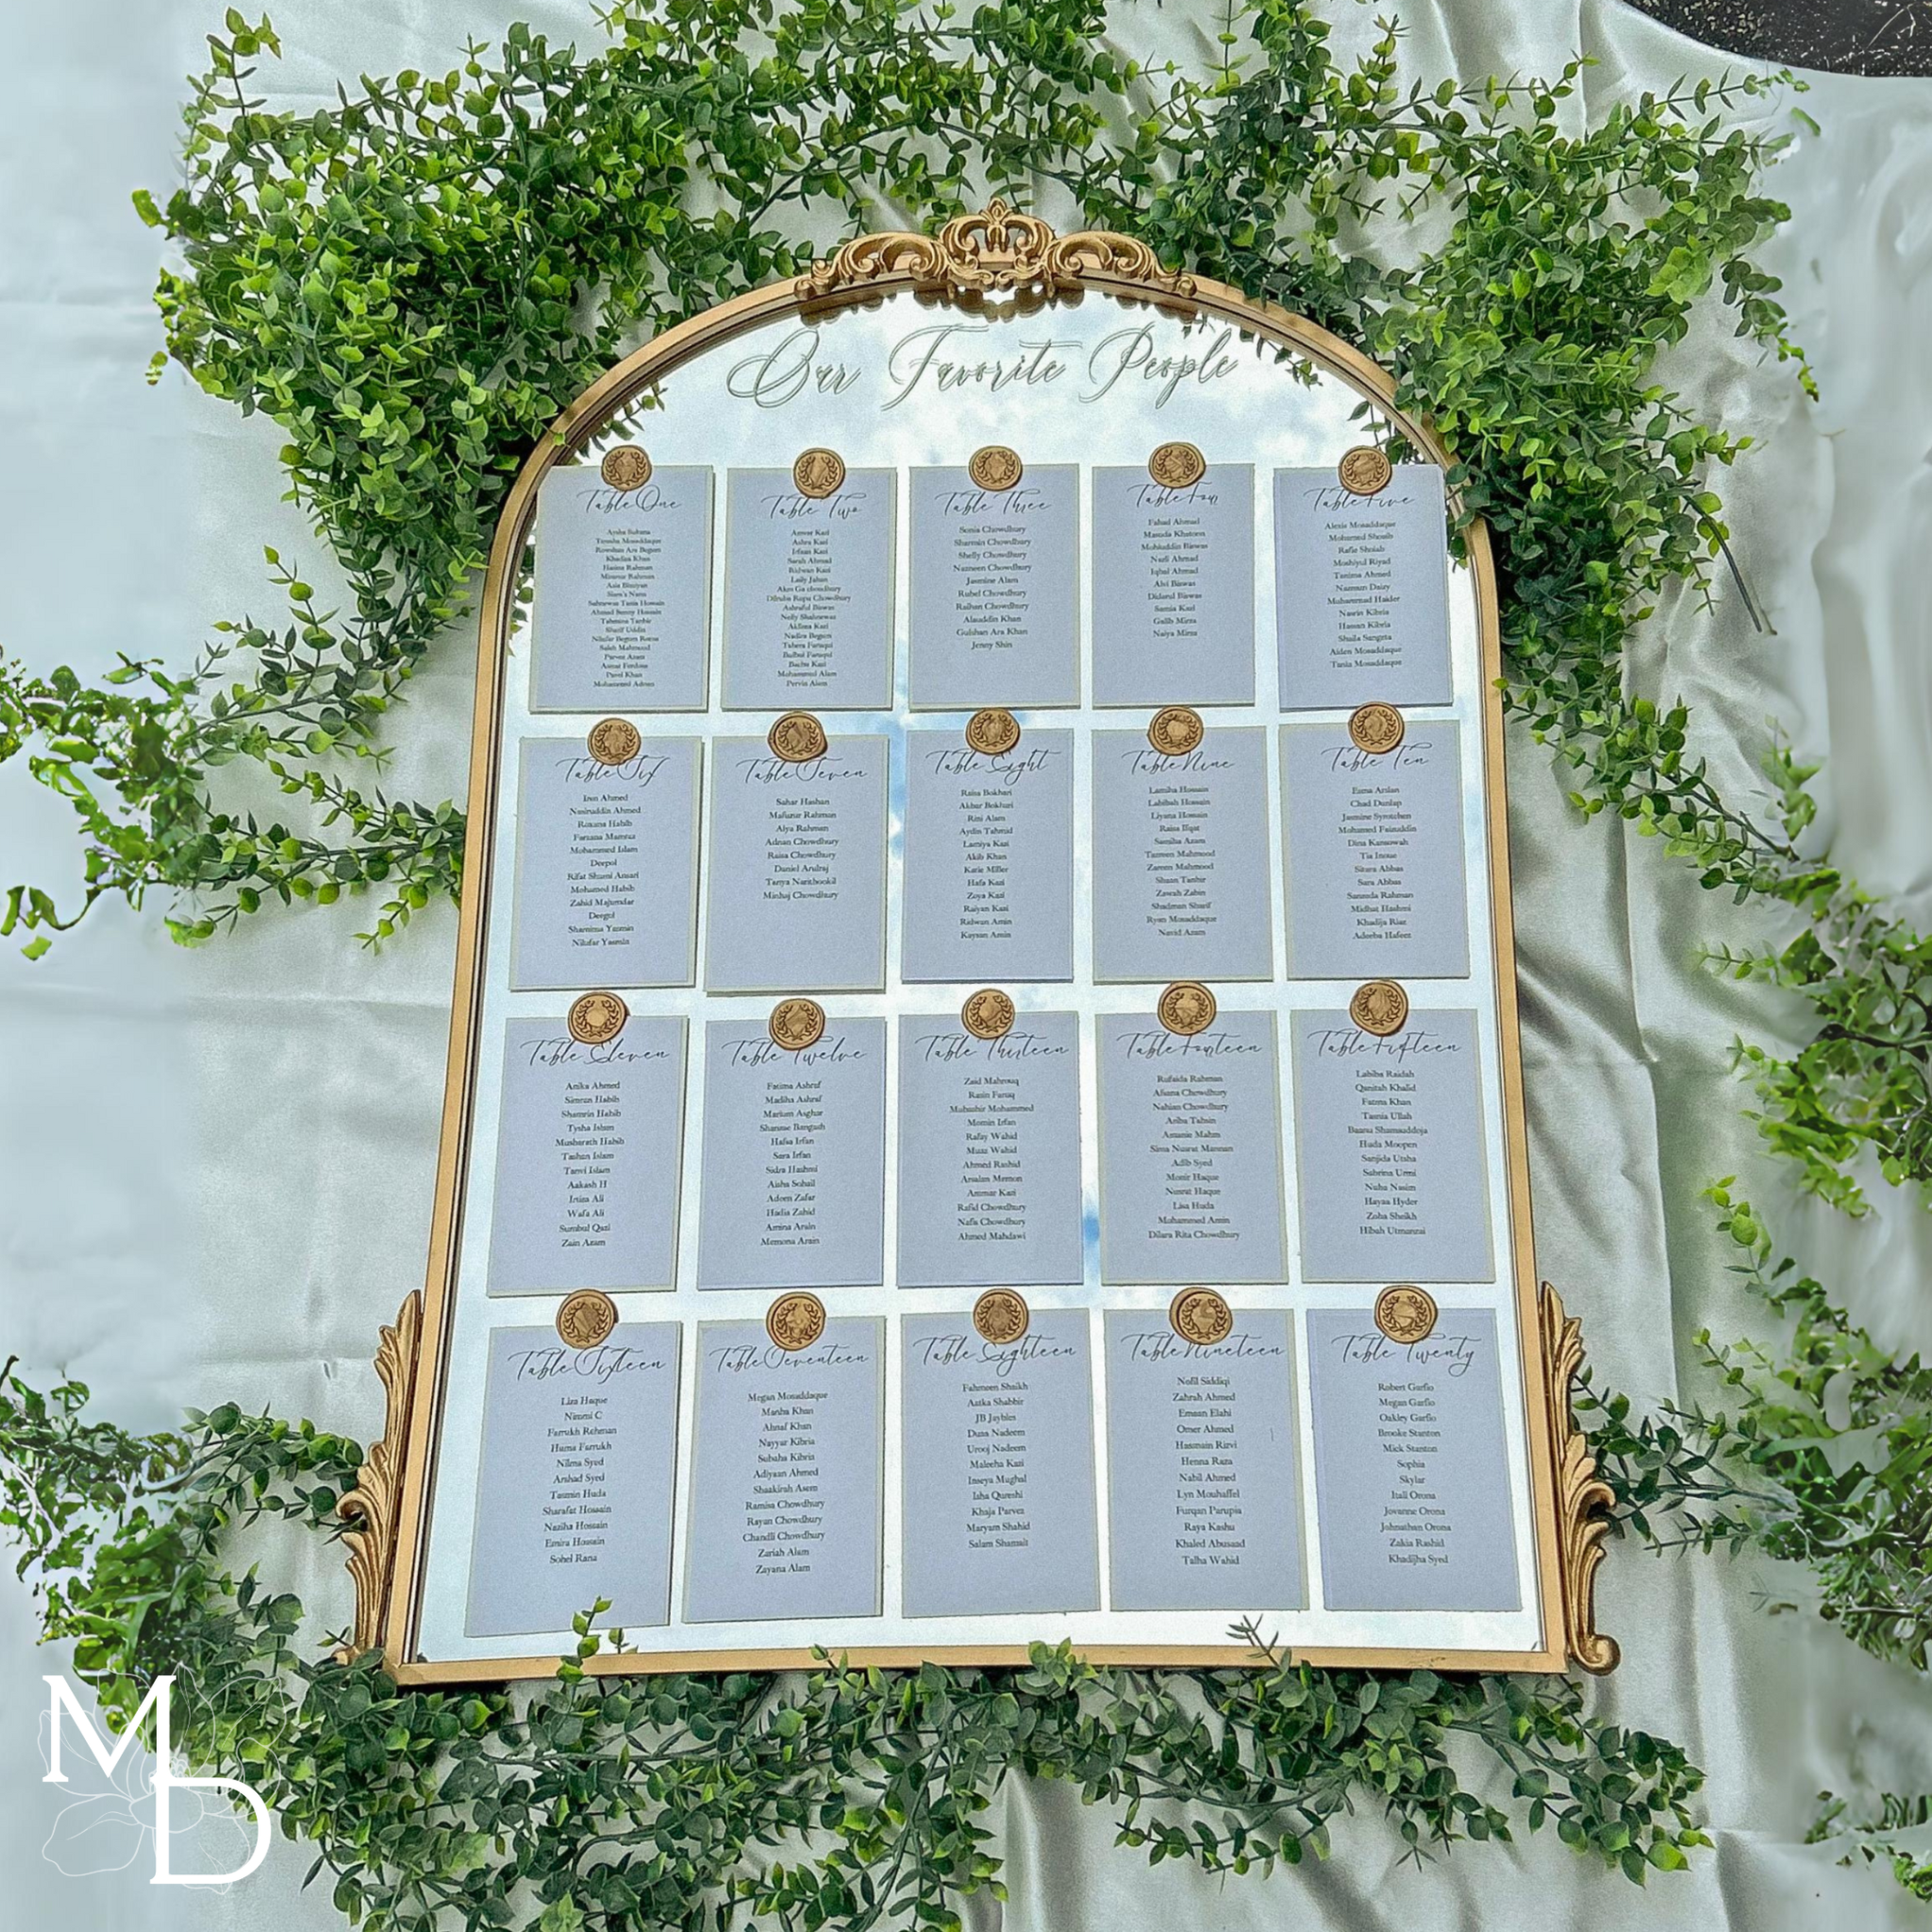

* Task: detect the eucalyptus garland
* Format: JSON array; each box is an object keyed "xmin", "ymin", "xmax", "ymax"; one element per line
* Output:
[
  {"xmin": 0, "ymin": 1360, "xmax": 1712, "ymax": 1928},
  {"xmin": 6, "ymin": 0, "xmax": 1932, "ymax": 1918}
]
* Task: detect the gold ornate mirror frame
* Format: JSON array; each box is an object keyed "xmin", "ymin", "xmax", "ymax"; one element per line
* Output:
[{"xmin": 340, "ymin": 203, "xmax": 1618, "ymax": 1684}]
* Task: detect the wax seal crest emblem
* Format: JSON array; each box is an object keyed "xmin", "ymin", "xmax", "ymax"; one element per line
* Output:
[
  {"xmin": 1169, "ymin": 1287, "xmax": 1233, "ymax": 1347},
  {"xmin": 1347, "ymin": 702, "xmax": 1405, "ymax": 756},
  {"xmin": 1147, "ymin": 705, "xmax": 1205, "ymax": 757},
  {"xmin": 769, "ymin": 997, "xmax": 826, "ymax": 1052},
  {"xmin": 792, "ymin": 447, "xmax": 845, "ymax": 498},
  {"xmin": 566, "ymin": 991, "xmax": 628, "ymax": 1045},
  {"xmin": 965, "ymin": 707, "xmax": 1021, "ymax": 758},
  {"xmin": 1374, "ymin": 1284, "xmax": 1439, "ymax": 1345},
  {"xmin": 973, "ymin": 1289, "xmax": 1030, "ymax": 1346},
  {"xmin": 968, "ymin": 445, "xmax": 1023, "ymax": 491},
  {"xmin": 961, "ymin": 988, "xmax": 1016, "ymax": 1041},
  {"xmin": 767, "ymin": 1291, "xmax": 826, "ymax": 1353},
  {"xmin": 1148, "ymin": 441, "xmax": 1206, "ymax": 490},
  {"xmin": 1349, "ymin": 979, "xmax": 1409, "ymax": 1037},
  {"xmin": 556, "ymin": 1289, "xmax": 619, "ymax": 1351},
  {"xmin": 1338, "ymin": 444, "xmax": 1393, "ymax": 495},
  {"xmin": 768, "ymin": 710, "xmax": 828, "ymax": 762},
  {"xmin": 1158, "ymin": 980, "xmax": 1217, "ymax": 1038},
  {"xmin": 587, "ymin": 716, "xmax": 641, "ymax": 766},
  {"xmin": 599, "ymin": 445, "xmax": 651, "ymax": 491}
]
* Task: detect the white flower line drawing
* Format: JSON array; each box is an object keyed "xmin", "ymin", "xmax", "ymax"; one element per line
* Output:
[{"xmin": 37, "ymin": 1699, "xmax": 258, "ymax": 1880}]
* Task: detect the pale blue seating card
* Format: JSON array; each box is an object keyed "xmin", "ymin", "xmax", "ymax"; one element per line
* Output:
[
  {"xmin": 510, "ymin": 737, "xmax": 700, "ymax": 991},
  {"xmin": 487, "ymin": 1016, "xmax": 687, "ymax": 1295},
  {"xmin": 1279, "ymin": 721, "xmax": 1471, "ymax": 979},
  {"xmin": 1306, "ymin": 1307, "xmax": 1521, "ymax": 1611},
  {"xmin": 695, "ymin": 1018, "xmax": 886, "ymax": 1290},
  {"xmin": 1096, "ymin": 1008, "xmax": 1288, "ymax": 1284},
  {"xmin": 1274, "ymin": 464, "xmax": 1452, "ymax": 708},
  {"xmin": 684, "ymin": 1318, "xmax": 884, "ymax": 1623},
  {"xmin": 1091, "ymin": 464, "xmax": 1255, "ymax": 707},
  {"xmin": 466, "ymin": 1323, "xmax": 682, "ymax": 1637},
  {"xmin": 530, "ymin": 465, "xmax": 713, "ymax": 713},
  {"xmin": 705, "ymin": 735, "xmax": 888, "ymax": 992},
  {"xmin": 722, "ymin": 468, "xmax": 895, "ymax": 709},
  {"xmin": 899, "ymin": 1309, "xmax": 1100, "ymax": 1617},
  {"xmin": 1291, "ymin": 1008, "xmax": 1494, "ymax": 1282},
  {"xmin": 901, "ymin": 730, "xmax": 1074, "ymax": 983},
  {"xmin": 1103, "ymin": 1309, "xmax": 1304, "ymax": 1612},
  {"xmin": 895, "ymin": 1011, "xmax": 1084, "ymax": 1289},
  {"xmin": 908, "ymin": 464, "xmax": 1079, "ymax": 708},
  {"xmin": 1091, "ymin": 726, "xmax": 1273, "ymax": 982}
]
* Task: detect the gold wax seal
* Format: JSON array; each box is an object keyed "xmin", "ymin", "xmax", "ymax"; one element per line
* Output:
[
  {"xmin": 968, "ymin": 445, "xmax": 1024, "ymax": 491},
  {"xmin": 556, "ymin": 1289, "xmax": 619, "ymax": 1351},
  {"xmin": 767, "ymin": 1291, "xmax": 826, "ymax": 1354},
  {"xmin": 1169, "ymin": 1287, "xmax": 1233, "ymax": 1347},
  {"xmin": 599, "ymin": 445, "xmax": 651, "ymax": 491},
  {"xmin": 1349, "ymin": 979, "xmax": 1409, "ymax": 1037},
  {"xmin": 961, "ymin": 988, "xmax": 1016, "ymax": 1041},
  {"xmin": 1158, "ymin": 981, "xmax": 1217, "ymax": 1037},
  {"xmin": 566, "ymin": 991, "xmax": 628, "ymax": 1045},
  {"xmin": 586, "ymin": 716, "xmax": 641, "ymax": 766},
  {"xmin": 1374, "ymin": 1284, "xmax": 1439, "ymax": 1345},
  {"xmin": 767, "ymin": 710, "xmax": 828, "ymax": 762},
  {"xmin": 1148, "ymin": 441, "xmax": 1206, "ymax": 490},
  {"xmin": 769, "ymin": 996, "xmax": 826, "ymax": 1052},
  {"xmin": 1147, "ymin": 705, "xmax": 1205, "ymax": 758},
  {"xmin": 1338, "ymin": 445, "xmax": 1393, "ymax": 495},
  {"xmin": 1347, "ymin": 703, "xmax": 1405, "ymax": 756},
  {"xmin": 965, "ymin": 707, "xmax": 1021, "ymax": 758},
  {"xmin": 973, "ymin": 1289, "xmax": 1030, "ymax": 1346},
  {"xmin": 792, "ymin": 447, "xmax": 845, "ymax": 498}
]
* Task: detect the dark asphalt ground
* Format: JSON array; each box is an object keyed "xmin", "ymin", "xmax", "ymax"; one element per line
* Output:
[{"xmin": 1627, "ymin": 0, "xmax": 1932, "ymax": 74}]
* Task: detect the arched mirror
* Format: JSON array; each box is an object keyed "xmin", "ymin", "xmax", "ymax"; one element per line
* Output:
[{"xmin": 347, "ymin": 205, "xmax": 1609, "ymax": 1682}]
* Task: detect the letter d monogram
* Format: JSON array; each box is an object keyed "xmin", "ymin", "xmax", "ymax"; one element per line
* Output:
[{"xmin": 43, "ymin": 1674, "xmax": 272, "ymax": 1885}]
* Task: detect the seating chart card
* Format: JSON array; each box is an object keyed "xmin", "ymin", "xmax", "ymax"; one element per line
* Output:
[
  {"xmin": 685, "ymin": 1319, "xmax": 884, "ymax": 1624},
  {"xmin": 530, "ymin": 465, "xmax": 713, "ymax": 713},
  {"xmin": 1097, "ymin": 1008, "xmax": 1288, "ymax": 1284},
  {"xmin": 1274, "ymin": 464, "xmax": 1452, "ymax": 708},
  {"xmin": 401, "ymin": 240, "xmax": 1575, "ymax": 1682},
  {"xmin": 1291, "ymin": 1008, "xmax": 1494, "ymax": 1282},
  {"xmin": 1103, "ymin": 1310, "xmax": 1304, "ymax": 1612},
  {"xmin": 511, "ymin": 737, "xmax": 700, "ymax": 991},
  {"xmin": 1279, "ymin": 722, "xmax": 1471, "ymax": 979},
  {"xmin": 487, "ymin": 1017, "xmax": 687, "ymax": 1295},
  {"xmin": 467, "ymin": 1323, "xmax": 682, "ymax": 1637},
  {"xmin": 1306, "ymin": 1308, "xmax": 1521, "ymax": 1611},
  {"xmin": 908, "ymin": 463, "xmax": 1079, "ymax": 708},
  {"xmin": 696, "ymin": 1018, "xmax": 887, "ymax": 1291},
  {"xmin": 723, "ymin": 468, "xmax": 895, "ymax": 709},
  {"xmin": 705, "ymin": 735, "xmax": 888, "ymax": 992},
  {"xmin": 896, "ymin": 1011, "xmax": 1083, "ymax": 1289},
  {"xmin": 901, "ymin": 731, "xmax": 1074, "ymax": 983},
  {"xmin": 900, "ymin": 1310, "xmax": 1100, "ymax": 1617},
  {"xmin": 1091, "ymin": 464, "xmax": 1256, "ymax": 707},
  {"xmin": 1091, "ymin": 726, "xmax": 1273, "ymax": 983}
]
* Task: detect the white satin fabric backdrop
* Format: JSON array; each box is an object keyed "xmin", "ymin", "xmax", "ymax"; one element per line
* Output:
[{"xmin": 2, "ymin": 1, "xmax": 1929, "ymax": 1924}]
